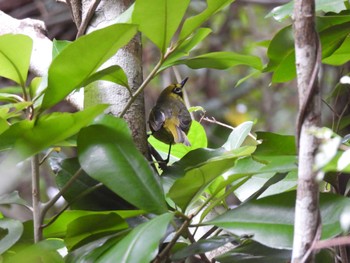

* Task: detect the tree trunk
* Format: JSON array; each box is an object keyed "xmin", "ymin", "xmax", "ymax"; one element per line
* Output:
[
  {"xmin": 292, "ymin": 0, "xmax": 321, "ymax": 262},
  {"xmin": 82, "ymin": 0, "xmax": 148, "ymax": 156}
]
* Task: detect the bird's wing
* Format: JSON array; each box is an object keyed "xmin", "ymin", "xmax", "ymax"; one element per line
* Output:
[{"xmin": 149, "ymin": 108, "xmax": 166, "ymax": 132}]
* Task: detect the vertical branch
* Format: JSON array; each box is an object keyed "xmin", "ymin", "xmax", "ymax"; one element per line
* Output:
[
  {"xmin": 292, "ymin": 0, "xmax": 321, "ymax": 262},
  {"xmin": 31, "ymin": 154, "xmax": 42, "ymax": 243}
]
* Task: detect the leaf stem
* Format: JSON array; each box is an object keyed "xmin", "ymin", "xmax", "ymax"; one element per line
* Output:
[{"xmin": 31, "ymin": 154, "xmax": 42, "ymax": 243}]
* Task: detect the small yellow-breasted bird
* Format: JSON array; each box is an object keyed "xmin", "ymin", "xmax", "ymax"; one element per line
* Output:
[{"xmin": 149, "ymin": 78, "xmax": 192, "ymax": 153}]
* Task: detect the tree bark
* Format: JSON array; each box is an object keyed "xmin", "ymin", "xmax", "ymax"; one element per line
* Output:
[
  {"xmin": 292, "ymin": 0, "xmax": 321, "ymax": 262},
  {"xmin": 82, "ymin": 0, "xmax": 148, "ymax": 156}
]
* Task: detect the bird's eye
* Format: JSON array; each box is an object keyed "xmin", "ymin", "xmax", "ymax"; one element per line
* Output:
[{"xmin": 173, "ymin": 87, "xmax": 182, "ymax": 94}]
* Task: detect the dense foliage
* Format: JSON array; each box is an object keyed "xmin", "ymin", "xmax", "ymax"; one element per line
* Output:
[{"xmin": 1, "ymin": 0, "xmax": 350, "ymax": 262}]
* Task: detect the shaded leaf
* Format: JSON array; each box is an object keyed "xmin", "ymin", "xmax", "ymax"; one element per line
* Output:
[
  {"xmin": 78, "ymin": 121, "xmax": 167, "ymax": 214},
  {"xmin": 96, "ymin": 213, "xmax": 173, "ymax": 263},
  {"xmin": 168, "ymin": 146, "xmax": 255, "ymax": 211},
  {"xmin": 206, "ymin": 191, "xmax": 350, "ymax": 249},
  {"xmin": 172, "ymin": 235, "xmax": 237, "ymax": 260},
  {"xmin": 0, "ymin": 191, "xmax": 27, "ymax": 206}
]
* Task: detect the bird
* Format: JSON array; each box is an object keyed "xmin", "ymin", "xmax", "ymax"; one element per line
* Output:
[{"xmin": 149, "ymin": 77, "xmax": 192, "ymax": 161}]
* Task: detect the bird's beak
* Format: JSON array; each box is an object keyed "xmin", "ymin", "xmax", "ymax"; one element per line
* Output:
[{"xmin": 180, "ymin": 77, "xmax": 189, "ymax": 88}]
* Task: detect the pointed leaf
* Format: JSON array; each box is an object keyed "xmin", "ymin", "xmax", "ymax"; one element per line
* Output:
[
  {"xmin": 0, "ymin": 218, "xmax": 23, "ymax": 254},
  {"xmin": 206, "ymin": 191, "xmax": 350, "ymax": 249},
  {"xmin": 160, "ymin": 28, "xmax": 212, "ymax": 71},
  {"xmin": 222, "ymin": 121, "xmax": 253, "ymax": 151},
  {"xmin": 179, "ymin": 0, "xmax": 234, "ymax": 41},
  {"xmin": 77, "ymin": 121, "xmax": 167, "ymax": 214},
  {"xmin": 0, "ymin": 191, "xmax": 27, "ymax": 206},
  {"xmin": 96, "ymin": 213, "xmax": 173, "ymax": 263},
  {"xmin": 168, "ymin": 146, "xmax": 255, "ymax": 211},
  {"xmin": 12, "ymin": 104, "xmax": 108, "ymax": 160},
  {"xmin": 42, "ymin": 23, "xmax": 138, "ymax": 110},
  {"xmin": 133, "ymin": 0, "xmax": 190, "ymax": 53},
  {"xmin": 0, "ymin": 34, "xmax": 32, "ymax": 86},
  {"xmin": 176, "ymin": 52, "xmax": 263, "ymax": 70},
  {"xmin": 81, "ymin": 65, "xmax": 129, "ymax": 89}
]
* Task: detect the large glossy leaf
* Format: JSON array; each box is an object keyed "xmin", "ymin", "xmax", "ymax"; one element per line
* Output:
[
  {"xmin": 77, "ymin": 121, "xmax": 168, "ymax": 214},
  {"xmin": 42, "ymin": 23, "xmax": 138, "ymax": 110},
  {"xmin": 254, "ymin": 132, "xmax": 296, "ymax": 156},
  {"xmin": 168, "ymin": 146, "xmax": 256, "ymax": 211},
  {"xmin": 55, "ymin": 157, "xmax": 134, "ymax": 210},
  {"xmin": 65, "ymin": 213, "xmax": 128, "ymax": 250},
  {"xmin": 216, "ymin": 240, "xmax": 292, "ymax": 263},
  {"xmin": 0, "ymin": 218, "xmax": 23, "ymax": 254},
  {"xmin": 9, "ymin": 104, "xmax": 107, "ymax": 160},
  {"xmin": 323, "ymin": 35, "xmax": 350, "ymax": 65},
  {"xmin": 132, "ymin": 0, "xmax": 190, "ymax": 53},
  {"xmin": 179, "ymin": 0, "xmax": 234, "ymax": 41},
  {"xmin": 3, "ymin": 239, "xmax": 64, "ymax": 263},
  {"xmin": 264, "ymin": 25, "xmax": 296, "ymax": 83},
  {"xmin": 206, "ymin": 191, "xmax": 350, "ymax": 249},
  {"xmin": 0, "ymin": 34, "xmax": 32, "ymax": 86},
  {"xmin": 44, "ymin": 210, "xmax": 143, "ymax": 238},
  {"xmin": 176, "ymin": 51, "xmax": 263, "ymax": 70},
  {"xmin": 148, "ymin": 120, "xmax": 207, "ymax": 161},
  {"xmin": 96, "ymin": 213, "xmax": 173, "ymax": 263}
]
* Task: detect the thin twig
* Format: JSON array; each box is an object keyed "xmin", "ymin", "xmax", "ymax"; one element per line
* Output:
[
  {"xmin": 200, "ymin": 116, "xmax": 257, "ymax": 141},
  {"xmin": 185, "ymin": 228, "xmax": 212, "ymax": 263},
  {"xmin": 154, "ymin": 215, "xmax": 194, "ymax": 263},
  {"xmin": 76, "ymin": 0, "xmax": 102, "ymax": 38},
  {"xmin": 31, "ymin": 154, "xmax": 42, "ymax": 243},
  {"xmin": 312, "ymin": 235, "xmax": 350, "ymax": 250}
]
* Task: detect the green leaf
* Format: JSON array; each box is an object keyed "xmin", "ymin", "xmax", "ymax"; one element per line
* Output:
[
  {"xmin": 4, "ymin": 239, "xmax": 64, "ymax": 263},
  {"xmin": 42, "ymin": 23, "xmax": 138, "ymax": 110},
  {"xmin": 179, "ymin": 0, "xmax": 234, "ymax": 41},
  {"xmin": 264, "ymin": 26, "xmax": 296, "ymax": 83},
  {"xmin": 132, "ymin": 0, "xmax": 190, "ymax": 53},
  {"xmin": 206, "ymin": 191, "xmax": 350, "ymax": 249},
  {"xmin": 323, "ymin": 35, "xmax": 350, "ymax": 65},
  {"xmin": 44, "ymin": 210, "xmax": 143, "ymax": 238},
  {"xmin": 65, "ymin": 213, "xmax": 128, "ymax": 250},
  {"xmin": 0, "ymin": 34, "xmax": 32, "ymax": 86},
  {"xmin": 160, "ymin": 28, "xmax": 212, "ymax": 71},
  {"xmin": 81, "ymin": 65, "xmax": 129, "ymax": 89},
  {"xmin": 77, "ymin": 121, "xmax": 168, "ymax": 214},
  {"xmin": 12, "ymin": 104, "xmax": 108, "ymax": 160},
  {"xmin": 168, "ymin": 146, "xmax": 255, "ymax": 211},
  {"xmin": 96, "ymin": 213, "xmax": 173, "ymax": 263},
  {"xmin": 267, "ymin": 0, "xmax": 348, "ymax": 21},
  {"xmin": 0, "ymin": 120, "xmax": 33, "ymax": 151},
  {"xmin": 52, "ymin": 39, "xmax": 71, "ymax": 59},
  {"xmin": 0, "ymin": 218, "xmax": 23, "ymax": 254},
  {"xmin": 176, "ymin": 51, "xmax": 263, "ymax": 70},
  {"xmin": 55, "ymin": 157, "xmax": 134, "ymax": 210},
  {"xmin": 216, "ymin": 240, "xmax": 292, "ymax": 263},
  {"xmin": 222, "ymin": 121, "xmax": 253, "ymax": 151},
  {"xmin": 172, "ymin": 235, "xmax": 237, "ymax": 261},
  {"xmin": 148, "ymin": 120, "xmax": 207, "ymax": 161},
  {"xmin": 254, "ymin": 132, "xmax": 296, "ymax": 156}
]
